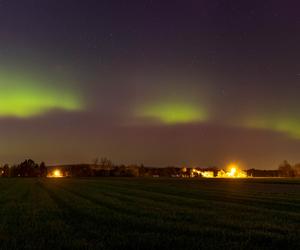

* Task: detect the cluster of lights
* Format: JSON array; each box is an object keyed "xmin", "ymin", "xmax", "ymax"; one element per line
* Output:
[
  {"xmin": 217, "ymin": 165, "xmax": 247, "ymax": 178},
  {"xmin": 191, "ymin": 169, "xmax": 214, "ymax": 178},
  {"xmin": 190, "ymin": 163, "xmax": 247, "ymax": 178}
]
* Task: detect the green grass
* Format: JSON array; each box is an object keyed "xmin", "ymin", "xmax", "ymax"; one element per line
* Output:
[{"xmin": 0, "ymin": 178, "xmax": 299, "ymax": 249}]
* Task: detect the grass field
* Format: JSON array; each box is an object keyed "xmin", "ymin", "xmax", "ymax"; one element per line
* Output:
[{"xmin": 0, "ymin": 178, "xmax": 299, "ymax": 249}]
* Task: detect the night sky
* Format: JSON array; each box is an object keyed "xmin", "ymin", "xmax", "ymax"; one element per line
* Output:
[{"xmin": 0, "ymin": 0, "xmax": 299, "ymax": 169}]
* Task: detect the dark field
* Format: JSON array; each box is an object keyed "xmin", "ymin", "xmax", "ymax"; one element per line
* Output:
[{"xmin": 0, "ymin": 178, "xmax": 299, "ymax": 249}]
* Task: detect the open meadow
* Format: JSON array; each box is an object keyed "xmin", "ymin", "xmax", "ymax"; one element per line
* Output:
[{"xmin": 0, "ymin": 178, "xmax": 299, "ymax": 249}]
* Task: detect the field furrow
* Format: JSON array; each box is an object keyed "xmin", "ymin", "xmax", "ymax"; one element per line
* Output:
[{"xmin": 0, "ymin": 178, "xmax": 299, "ymax": 250}]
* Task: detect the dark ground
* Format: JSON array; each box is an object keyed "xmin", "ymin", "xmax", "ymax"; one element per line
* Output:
[{"xmin": 0, "ymin": 178, "xmax": 299, "ymax": 249}]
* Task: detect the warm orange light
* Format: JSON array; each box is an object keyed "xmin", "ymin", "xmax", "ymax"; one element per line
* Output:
[
  {"xmin": 190, "ymin": 169, "xmax": 214, "ymax": 178},
  {"xmin": 48, "ymin": 169, "xmax": 63, "ymax": 178},
  {"xmin": 226, "ymin": 163, "xmax": 246, "ymax": 178},
  {"xmin": 228, "ymin": 166, "xmax": 237, "ymax": 177},
  {"xmin": 53, "ymin": 169, "xmax": 61, "ymax": 177},
  {"xmin": 201, "ymin": 171, "xmax": 214, "ymax": 178},
  {"xmin": 216, "ymin": 163, "xmax": 247, "ymax": 178},
  {"xmin": 188, "ymin": 164, "xmax": 247, "ymax": 178}
]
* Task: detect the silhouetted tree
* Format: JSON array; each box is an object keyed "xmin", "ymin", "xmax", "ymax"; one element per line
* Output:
[
  {"xmin": 100, "ymin": 157, "xmax": 112, "ymax": 170},
  {"xmin": 293, "ymin": 163, "xmax": 300, "ymax": 177},
  {"xmin": 2, "ymin": 164, "xmax": 10, "ymax": 177},
  {"xmin": 93, "ymin": 157, "xmax": 99, "ymax": 166},
  {"xmin": 278, "ymin": 160, "xmax": 295, "ymax": 177},
  {"xmin": 18, "ymin": 159, "xmax": 40, "ymax": 177},
  {"xmin": 70, "ymin": 164, "xmax": 92, "ymax": 177},
  {"xmin": 39, "ymin": 162, "xmax": 47, "ymax": 177}
]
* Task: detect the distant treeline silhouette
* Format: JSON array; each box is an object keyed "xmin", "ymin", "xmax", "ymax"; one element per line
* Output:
[
  {"xmin": 0, "ymin": 159, "xmax": 47, "ymax": 177},
  {"xmin": 0, "ymin": 159, "xmax": 300, "ymax": 178}
]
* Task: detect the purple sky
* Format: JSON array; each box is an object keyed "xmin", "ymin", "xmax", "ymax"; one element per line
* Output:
[{"xmin": 0, "ymin": 0, "xmax": 299, "ymax": 169}]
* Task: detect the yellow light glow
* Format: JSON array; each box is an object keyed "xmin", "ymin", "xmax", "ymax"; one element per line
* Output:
[
  {"xmin": 47, "ymin": 169, "xmax": 63, "ymax": 178},
  {"xmin": 225, "ymin": 163, "xmax": 246, "ymax": 178},
  {"xmin": 185, "ymin": 165, "xmax": 248, "ymax": 179},
  {"xmin": 53, "ymin": 170, "xmax": 61, "ymax": 177},
  {"xmin": 228, "ymin": 167, "xmax": 237, "ymax": 177},
  {"xmin": 201, "ymin": 171, "xmax": 214, "ymax": 178},
  {"xmin": 190, "ymin": 169, "xmax": 214, "ymax": 178}
]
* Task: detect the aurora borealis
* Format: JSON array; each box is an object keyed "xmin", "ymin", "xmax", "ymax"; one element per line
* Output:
[
  {"xmin": 0, "ymin": 0, "xmax": 299, "ymax": 168},
  {"xmin": 136, "ymin": 100, "xmax": 207, "ymax": 124},
  {"xmin": 0, "ymin": 68, "xmax": 83, "ymax": 117}
]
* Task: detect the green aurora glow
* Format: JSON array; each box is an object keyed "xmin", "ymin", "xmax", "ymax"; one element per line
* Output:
[
  {"xmin": 137, "ymin": 101, "xmax": 208, "ymax": 124},
  {"xmin": 0, "ymin": 70, "xmax": 84, "ymax": 118},
  {"xmin": 244, "ymin": 116, "xmax": 300, "ymax": 139}
]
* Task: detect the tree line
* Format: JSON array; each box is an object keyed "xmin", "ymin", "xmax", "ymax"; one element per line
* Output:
[
  {"xmin": 1, "ymin": 159, "xmax": 47, "ymax": 177},
  {"xmin": 0, "ymin": 159, "xmax": 300, "ymax": 178}
]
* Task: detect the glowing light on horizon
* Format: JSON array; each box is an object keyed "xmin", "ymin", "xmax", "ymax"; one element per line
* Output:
[
  {"xmin": 227, "ymin": 164, "xmax": 237, "ymax": 177},
  {"xmin": 48, "ymin": 169, "xmax": 63, "ymax": 178},
  {"xmin": 217, "ymin": 163, "xmax": 247, "ymax": 178},
  {"xmin": 190, "ymin": 164, "xmax": 247, "ymax": 178},
  {"xmin": 191, "ymin": 169, "xmax": 214, "ymax": 178}
]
